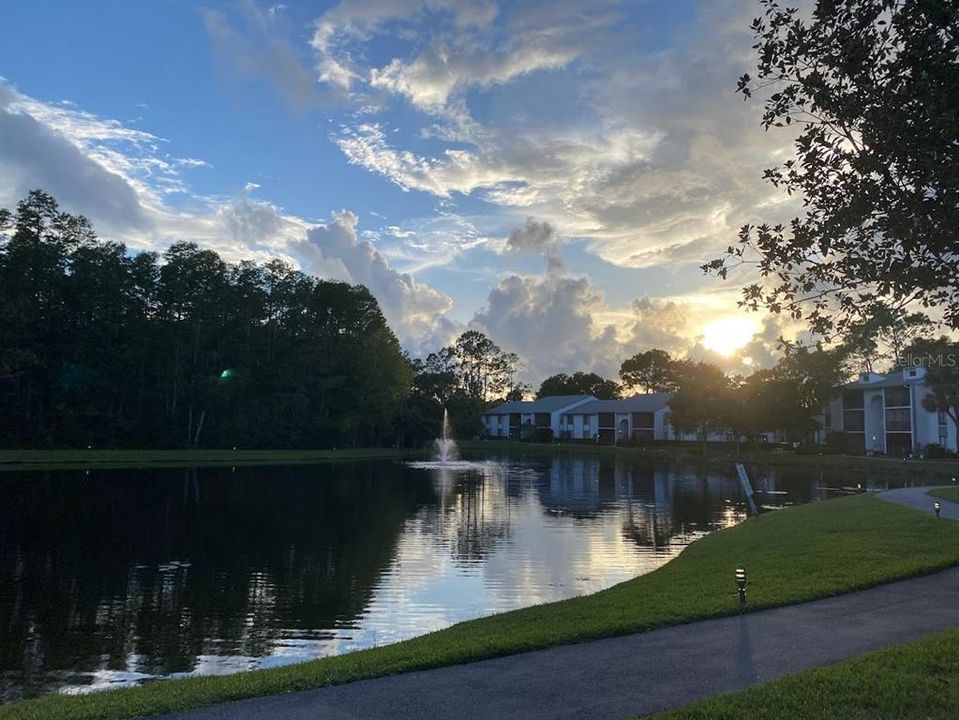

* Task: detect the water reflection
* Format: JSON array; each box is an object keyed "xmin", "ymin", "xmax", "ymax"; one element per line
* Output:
[{"xmin": 0, "ymin": 455, "xmax": 908, "ymax": 701}]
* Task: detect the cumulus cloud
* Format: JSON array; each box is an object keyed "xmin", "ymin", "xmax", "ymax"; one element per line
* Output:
[
  {"xmin": 505, "ymin": 217, "xmax": 565, "ymax": 274},
  {"xmin": 297, "ymin": 210, "xmax": 455, "ymax": 347},
  {"xmin": 624, "ymin": 297, "xmax": 691, "ymax": 356},
  {"xmin": 471, "ymin": 273, "xmax": 622, "ymax": 382}
]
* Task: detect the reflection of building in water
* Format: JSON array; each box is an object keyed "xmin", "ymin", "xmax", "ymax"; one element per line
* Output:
[
  {"xmin": 537, "ymin": 457, "xmax": 749, "ymax": 549},
  {"xmin": 423, "ymin": 464, "xmax": 517, "ymax": 564}
]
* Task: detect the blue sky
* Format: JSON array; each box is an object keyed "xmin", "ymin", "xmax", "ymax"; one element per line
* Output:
[{"xmin": 0, "ymin": 0, "xmax": 799, "ymax": 383}]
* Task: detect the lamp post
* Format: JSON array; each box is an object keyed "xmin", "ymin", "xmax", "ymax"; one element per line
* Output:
[
  {"xmin": 934, "ymin": 501, "xmax": 941, "ymax": 518},
  {"xmin": 735, "ymin": 566, "xmax": 747, "ymax": 605}
]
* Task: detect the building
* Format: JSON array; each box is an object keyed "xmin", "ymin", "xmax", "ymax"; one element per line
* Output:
[
  {"xmin": 826, "ymin": 366, "xmax": 958, "ymax": 455},
  {"xmin": 559, "ymin": 394, "xmax": 670, "ymax": 443},
  {"xmin": 484, "ymin": 392, "xmax": 736, "ymax": 445},
  {"xmin": 481, "ymin": 395, "xmax": 595, "ymax": 440}
]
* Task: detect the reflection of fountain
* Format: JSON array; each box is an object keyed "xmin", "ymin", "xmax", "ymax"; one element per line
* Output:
[{"xmin": 435, "ymin": 408, "xmax": 458, "ymax": 463}]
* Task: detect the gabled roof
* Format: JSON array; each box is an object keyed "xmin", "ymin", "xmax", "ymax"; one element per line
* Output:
[
  {"xmin": 844, "ymin": 370, "xmax": 920, "ymax": 390},
  {"xmin": 482, "ymin": 395, "xmax": 595, "ymax": 415},
  {"xmin": 566, "ymin": 393, "xmax": 670, "ymax": 414}
]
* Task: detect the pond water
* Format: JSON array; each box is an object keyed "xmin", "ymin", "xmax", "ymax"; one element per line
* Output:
[{"xmin": 0, "ymin": 452, "xmax": 911, "ymax": 701}]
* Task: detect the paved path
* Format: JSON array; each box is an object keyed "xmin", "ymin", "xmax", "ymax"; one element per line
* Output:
[
  {"xmin": 880, "ymin": 484, "xmax": 959, "ymax": 520},
  {"xmin": 151, "ymin": 487, "xmax": 959, "ymax": 720}
]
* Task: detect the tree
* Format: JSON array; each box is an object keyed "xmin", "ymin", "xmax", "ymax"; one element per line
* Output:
[
  {"xmin": 706, "ymin": 0, "xmax": 959, "ymax": 337},
  {"xmin": 667, "ymin": 362, "xmax": 731, "ymax": 451},
  {"xmin": 537, "ymin": 371, "xmax": 620, "ymax": 399},
  {"xmin": 907, "ymin": 337, "xmax": 959, "ymax": 444},
  {"xmin": 0, "ymin": 189, "xmax": 414, "ymax": 449},
  {"xmin": 619, "ymin": 349, "xmax": 678, "ymax": 393},
  {"xmin": 454, "ymin": 330, "xmax": 520, "ymax": 401},
  {"xmin": 841, "ymin": 305, "xmax": 935, "ymax": 374}
]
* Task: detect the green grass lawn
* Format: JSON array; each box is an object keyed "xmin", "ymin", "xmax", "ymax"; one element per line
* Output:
[
  {"xmin": 648, "ymin": 628, "xmax": 959, "ymax": 720},
  {"xmin": 463, "ymin": 439, "xmax": 959, "ymax": 479},
  {"xmin": 0, "ymin": 447, "xmax": 410, "ymax": 472},
  {"xmin": 928, "ymin": 486, "xmax": 959, "ymax": 504},
  {"xmin": 4, "ymin": 494, "xmax": 959, "ymax": 720}
]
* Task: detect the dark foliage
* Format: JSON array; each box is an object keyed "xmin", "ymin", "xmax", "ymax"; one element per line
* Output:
[
  {"xmin": 536, "ymin": 371, "xmax": 620, "ymax": 399},
  {"xmin": 706, "ymin": 0, "xmax": 959, "ymax": 336},
  {"xmin": 0, "ymin": 190, "xmax": 412, "ymax": 448}
]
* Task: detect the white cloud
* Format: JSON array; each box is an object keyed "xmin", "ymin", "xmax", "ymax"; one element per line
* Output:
[
  {"xmin": 297, "ymin": 211, "xmax": 455, "ymax": 348},
  {"xmin": 320, "ymin": 0, "xmax": 799, "ymax": 273},
  {"xmin": 0, "ymin": 81, "xmax": 458, "ymax": 352},
  {"xmin": 471, "ymin": 273, "xmax": 622, "ymax": 381}
]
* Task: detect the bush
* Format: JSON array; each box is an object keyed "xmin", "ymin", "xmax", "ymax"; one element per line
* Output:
[
  {"xmin": 923, "ymin": 443, "xmax": 956, "ymax": 460},
  {"xmin": 531, "ymin": 427, "xmax": 554, "ymax": 443},
  {"xmin": 825, "ymin": 431, "xmax": 847, "ymax": 454}
]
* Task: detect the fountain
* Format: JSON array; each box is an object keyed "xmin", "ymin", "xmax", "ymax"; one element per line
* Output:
[
  {"xmin": 407, "ymin": 408, "xmax": 487, "ymax": 471},
  {"xmin": 435, "ymin": 407, "xmax": 458, "ymax": 463}
]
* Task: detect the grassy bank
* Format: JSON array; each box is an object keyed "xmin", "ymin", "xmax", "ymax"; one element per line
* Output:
[
  {"xmin": 649, "ymin": 627, "xmax": 959, "ymax": 719},
  {"xmin": 462, "ymin": 439, "xmax": 959, "ymax": 479},
  {"xmin": 928, "ymin": 486, "xmax": 959, "ymax": 503},
  {"xmin": 0, "ymin": 447, "xmax": 411, "ymax": 472},
  {"xmin": 4, "ymin": 494, "xmax": 959, "ymax": 720}
]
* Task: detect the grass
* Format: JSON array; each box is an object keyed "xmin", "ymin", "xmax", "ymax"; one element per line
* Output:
[
  {"xmin": 0, "ymin": 447, "xmax": 411, "ymax": 472},
  {"xmin": 463, "ymin": 439, "xmax": 959, "ymax": 479},
  {"xmin": 648, "ymin": 628, "xmax": 959, "ymax": 719},
  {"xmin": 928, "ymin": 486, "xmax": 959, "ymax": 504},
  {"xmin": 4, "ymin": 493, "xmax": 959, "ymax": 719}
]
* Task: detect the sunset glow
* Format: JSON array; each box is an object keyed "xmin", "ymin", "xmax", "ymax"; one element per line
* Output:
[{"xmin": 701, "ymin": 316, "xmax": 758, "ymax": 357}]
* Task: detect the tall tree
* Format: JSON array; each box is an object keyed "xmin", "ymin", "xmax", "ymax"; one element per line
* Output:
[
  {"xmin": 619, "ymin": 349, "xmax": 678, "ymax": 393},
  {"xmin": 667, "ymin": 362, "xmax": 731, "ymax": 451},
  {"xmin": 908, "ymin": 337, "xmax": 959, "ymax": 444},
  {"xmin": 0, "ymin": 190, "xmax": 413, "ymax": 449},
  {"xmin": 537, "ymin": 371, "xmax": 620, "ymax": 399},
  {"xmin": 706, "ymin": 0, "xmax": 959, "ymax": 337}
]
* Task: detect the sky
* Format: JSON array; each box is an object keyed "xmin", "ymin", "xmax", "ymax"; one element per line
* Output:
[{"xmin": 0, "ymin": 0, "xmax": 806, "ymax": 386}]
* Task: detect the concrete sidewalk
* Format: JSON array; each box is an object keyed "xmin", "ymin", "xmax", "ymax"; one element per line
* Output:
[{"xmin": 150, "ymin": 487, "xmax": 959, "ymax": 720}]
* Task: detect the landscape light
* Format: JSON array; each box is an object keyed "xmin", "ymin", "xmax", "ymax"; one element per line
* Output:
[
  {"xmin": 934, "ymin": 501, "xmax": 941, "ymax": 518},
  {"xmin": 735, "ymin": 566, "xmax": 747, "ymax": 605}
]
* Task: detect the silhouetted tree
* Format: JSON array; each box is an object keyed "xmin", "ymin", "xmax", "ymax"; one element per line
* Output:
[
  {"xmin": 707, "ymin": 0, "xmax": 959, "ymax": 336},
  {"xmin": 0, "ymin": 190, "xmax": 411, "ymax": 449},
  {"xmin": 536, "ymin": 371, "xmax": 620, "ymax": 399}
]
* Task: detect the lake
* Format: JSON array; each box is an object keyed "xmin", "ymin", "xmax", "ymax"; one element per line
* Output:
[{"xmin": 0, "ymin": 452, "xmax": 908, "ymax": 701}]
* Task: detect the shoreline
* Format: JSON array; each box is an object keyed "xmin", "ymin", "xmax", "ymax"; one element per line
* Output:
[{"xmin": 0, "ymin": 448, "xmax": 413, "ymax": 472}]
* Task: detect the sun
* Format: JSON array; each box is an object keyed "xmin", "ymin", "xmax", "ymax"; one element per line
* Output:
[{"xmin": 701, "ymin": 316, "xmax": 758, "ymax": 357}]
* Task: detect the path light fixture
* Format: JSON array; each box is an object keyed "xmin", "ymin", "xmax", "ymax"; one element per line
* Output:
[
  {"xmin": 934, "ymin": 501, "xmax": 942, "ymax": 518},
  {"xmin": 735, "ymin": 566, "xmax": 747, "ymax": 605}
]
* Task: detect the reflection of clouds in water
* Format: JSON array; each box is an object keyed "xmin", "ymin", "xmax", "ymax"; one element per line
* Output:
[{"xmin": 25, "ymin": 455, "xmax": 790, "ymax": 699}]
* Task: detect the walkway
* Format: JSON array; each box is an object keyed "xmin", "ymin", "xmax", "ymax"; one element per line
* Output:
[{"xmin": 151, "ymin": 487, "xmax": 959, "ymax": 720}]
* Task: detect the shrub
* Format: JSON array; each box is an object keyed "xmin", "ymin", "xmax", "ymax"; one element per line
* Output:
[
  {"xmin": 531, "ymin": 427, "xmax": 554, "ymax": 443},
  {"xmin": 923, "ymin": 443, "xmax": 956, "ymax": 460}
]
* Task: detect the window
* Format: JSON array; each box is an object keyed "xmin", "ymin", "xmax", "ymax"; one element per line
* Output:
[
  {"xmin": 632, "ymin": 411, "xmax": 654, "ymax": 429},
  {"xmin": 842, "ymin": 390, "xmax": 864, "ymax": 410},
  {"xmin": 886, "ymin": 433, "xmax": 912, "ymax": 456},
  {"xmin": 843, "ymin": 411, "xmax": 865, "ymax": 431},
  {"xmin": 824, "ymin": 412, "xmax": 832, "ymax": 429},
  {"xmin": 885, "ymin": 407, "xmax": 911, "ymax": 432},
  {"xmin": 884, "ymin": 386, "xmax": 910, "ymax": 407}
]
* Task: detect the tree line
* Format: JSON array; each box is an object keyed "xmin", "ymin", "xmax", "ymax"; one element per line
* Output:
[{"xmin": 0, "ymin": 190, "xmax": 527, "ymax": 449}]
